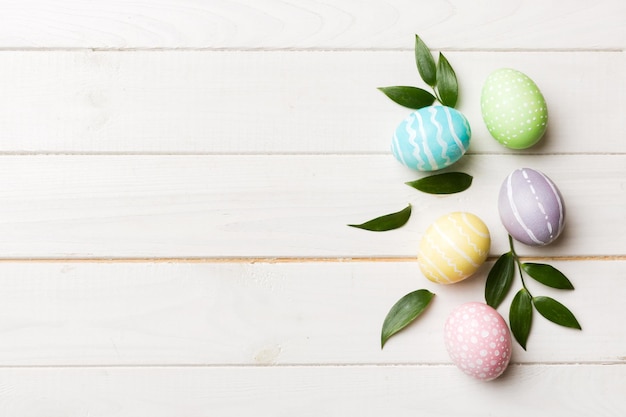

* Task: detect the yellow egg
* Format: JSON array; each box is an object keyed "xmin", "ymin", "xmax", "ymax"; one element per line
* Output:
[{"xmin": 418, "ymin": 212, "xmax": 490, "ymax": 284}]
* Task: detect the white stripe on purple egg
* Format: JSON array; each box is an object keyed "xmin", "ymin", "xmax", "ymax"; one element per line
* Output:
[
  {"xmin": 498, "ymin": 168, "xmax": 566, "ymax": 246},
  {"xmin": 538, "ymin": 169, "xmax": 565, "ymax": 232}
]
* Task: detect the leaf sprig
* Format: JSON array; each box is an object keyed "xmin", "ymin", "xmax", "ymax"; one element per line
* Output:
[
  {"xmin": 406, "ymin": 172, "xmax": 472, "ymax": 194},
  {"xmin": 485, "ymin": 235, "xmax": 581, "ymax": 350},
  {"xmin": 348, "ymin": 204, "xmax": 412, "ymax": 232},
  {"xmin": 379, "ymin": 35, "xmax": 459, "ymax": 109},
  {"xmin": 349, "ymin": 35, "xmax": 472, "ymax": 232},
  {"xmin": 381, "ymin": 289, "xmax": 435, "ymax": 348},
  {"xmin": 349, "ymin": 35, "xmax": 474, "ymax": 350},
  {"xmin": 347, "ymin": 172, "xmax": 472, "ymax": 231}
]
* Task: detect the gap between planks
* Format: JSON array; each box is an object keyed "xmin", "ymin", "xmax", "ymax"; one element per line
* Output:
[
  {"xmin": 0, "ymin": 362, "xmax": 620, "ymax": 369},
  {"xmin": 0, "ymin": 47, "xmax": 622, "ymax": 52},
  {"xmin": 0, "ymin": 151, "xmax": 623, "ymax": 157},
  {"xmin": 0, "ymin": 255, "xmax": 622, "ymax": 264}
]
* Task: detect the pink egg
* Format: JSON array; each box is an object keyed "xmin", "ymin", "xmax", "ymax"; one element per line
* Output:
[{"xmin": 444, "ymin": 302, "xmax": 512, "ymax": 381}]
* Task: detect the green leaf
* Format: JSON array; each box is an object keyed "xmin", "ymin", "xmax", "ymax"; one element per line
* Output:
[
  {"xmin": 405, "ymin": 172, "xmax": 472, "ymax": 194},
  {"xmin": 510, "ymin": 288, "xmax": 533, "ymax": 350},
  {"xmin": 533, "ymin": 296, "xmax": 582, "ymax": 330},
  {"xmin": 381, "ymin": 289, "xmax": 435, "ymax": 348},
  {"xmin": 522, "ymin": 263, "xmax": 574, "ymax": 290},
  {"xmin": 414, "ymin": 35, "xmax": 437, "ymax": 86},
  {"xmin": 378, "ymin": 86, "xmax": 436, "ymax": 109},
  {"xmin": 348, "ymin": 204, "xmax": 412, "ymax": 232},
  {"xmin": 435, "ymin": 53, "xmax": 458, "ymax": 108},
  {"xmin": 485, "ymin": 252, "xmax": 516, "ymax": 309}
]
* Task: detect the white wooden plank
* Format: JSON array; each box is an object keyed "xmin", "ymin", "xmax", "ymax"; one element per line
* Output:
[
  {"xmin": 0, "ymin": 365, "xmax": 622, "ymax": 416},
  {"xmin": 0, "ymin": 3, "xmax": 619, "ymax": 414},
  {"xmin": 0, "ymin": 154, "xmax": 622, "ymax": 258},
  {"xmin": 0, "ymin": 0, "xmax": 623, "ymax": 50},
  {"xmin": 0, "ymin": 260, "xmax": 622, "ymax": 366},
  {"xmin": 0, "ymin": 50, "xmax": 622, "ymax": 154}
]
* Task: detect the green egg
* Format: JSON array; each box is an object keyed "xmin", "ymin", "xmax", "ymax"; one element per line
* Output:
[{"xmin": 480, "ymin": 68, "xmax": 548, "ymax": 149}]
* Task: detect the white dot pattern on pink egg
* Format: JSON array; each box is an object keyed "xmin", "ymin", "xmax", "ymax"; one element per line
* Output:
[{"xmin": 444, "ymin": 302, "xmax": 512, "ymax": 381}]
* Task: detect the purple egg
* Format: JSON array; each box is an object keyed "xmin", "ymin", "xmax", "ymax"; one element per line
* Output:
[{"xmin": 498, "ymin": 168, "xmax": 566, "ymax": 246}]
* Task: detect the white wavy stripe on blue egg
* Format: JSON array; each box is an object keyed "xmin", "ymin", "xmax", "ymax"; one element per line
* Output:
[{"xmin": 391, "ymin": 105, "xmax": 471, "ymax": 171}]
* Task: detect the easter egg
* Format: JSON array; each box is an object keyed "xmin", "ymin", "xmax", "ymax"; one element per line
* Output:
[
  {"xmin": 498, "ymin": 168, "xmax": 565, "ymax": 246},
  {"xmin": 418, "ymin": 212, "xmax": 490, "ymax": 284},
  {"xmin": 481, "ymin": 68, "xmax": 548, "ymax": 149},
  {"xmin": 444, "ymin": 302, "xmax": 512, "ymax": 381},
  {"xmin": 391, "ymin": 105, "xmax": 471, "ymax": 171}
]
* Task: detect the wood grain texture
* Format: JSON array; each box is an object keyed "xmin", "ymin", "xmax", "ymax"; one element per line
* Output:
[
  {"xmin": 0, "ymin": 365, "xmax": 622, "ymax": 417},
  {"xmin": 0, "ymin": 154, "xmax": 622, "ymax": 258},
  {"xmin": 0, "ymin": 1, "xmax": 623, "ymax": 414},
  {"xmin": 0, "ymin": 50, "xmax": 622, "ymax": 154},
  {"xmin": 0, "ymin": 260, "xmax": 622, "ymax": 366},
  {"xmin": 0, "ymin": 0, "xmax": 623, "ymax": 50}
]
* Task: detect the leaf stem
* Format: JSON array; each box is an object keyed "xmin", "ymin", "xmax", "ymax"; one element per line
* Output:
[
  {"xmin": 508, "ymin": 235, "xmax": 532, "ymax": 297},
  {"xmin": 433, "ymin": 88, "xmax": 443, "ymax": 105}
]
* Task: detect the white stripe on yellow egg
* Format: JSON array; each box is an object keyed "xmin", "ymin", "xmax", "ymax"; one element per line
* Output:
[
  {"xmin": 419, "ymin": 232, "xmax": 455, "ymax": 284},
  {"xmin": 418, "ymin": 212, "xmax": 491, "ymax": 284}
]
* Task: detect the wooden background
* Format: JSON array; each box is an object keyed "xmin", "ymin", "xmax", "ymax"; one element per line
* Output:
[{"xmin": 0, "ymin": 1, "xmax": 624, "ymax": 415}]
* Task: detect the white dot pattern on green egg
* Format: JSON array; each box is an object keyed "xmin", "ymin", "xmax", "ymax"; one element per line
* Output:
[{"xmin": 481, "ymin": 68, "xmax": 548, "ymax": 149}]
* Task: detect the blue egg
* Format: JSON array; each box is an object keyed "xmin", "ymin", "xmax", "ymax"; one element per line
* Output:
[{"xmin": 391, "ymin": 105, "xmax": 471, "ymax": 171}]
